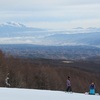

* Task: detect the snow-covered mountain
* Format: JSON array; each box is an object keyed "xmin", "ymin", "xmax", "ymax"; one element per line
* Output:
[
  {"xmin": 0, "ymin": 88, "xmax": 100, "ymax": 100},
  {"xmin": 0, "ymin": 22, "xmax": 100, "ymax": 47},
  {"xmin": 0, "ymin": 22, "xmax": 44, "ymax": 33},
  {"xmin": 0, "ymin": 22, "xmax": 26, "ymax": 28}
]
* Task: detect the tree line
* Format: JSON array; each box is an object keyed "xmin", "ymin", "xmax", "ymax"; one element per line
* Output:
[{"xmin": 0, "ymin": 50, "xmax": 100, "ymax": 93}]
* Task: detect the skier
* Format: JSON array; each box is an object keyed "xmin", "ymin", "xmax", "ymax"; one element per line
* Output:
[
  {"xmin": 66, "ymin": 76, "xmax": 72, "ymax": 92},
  {"xmin": 89, "ymin": 82, "xmax": 95, "ymax": 95},
  {"xmin": 5, "ymin": 73, "xmax": 11, "ymax": 87}
]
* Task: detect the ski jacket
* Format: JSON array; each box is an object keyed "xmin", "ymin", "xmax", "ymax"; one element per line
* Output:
[
  {"xmin": 67, "ymin": 79, "xmax": 71, "ymax": 87},
  {"xmin": 90, "ymin": 84, "xmax": 95, "ymax": 89}
]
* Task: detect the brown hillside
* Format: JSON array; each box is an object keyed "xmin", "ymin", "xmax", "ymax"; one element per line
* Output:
[{"xmin": 0, "ymin": 50, "xmax": 100, "ymax": 93}]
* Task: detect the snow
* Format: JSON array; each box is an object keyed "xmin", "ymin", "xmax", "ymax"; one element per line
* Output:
[
  {"xmin": 0, "ymin": 22, "xmax": 25, "ymax": 27},
  {"xmin": 0, "ymin": 87, "xmax": 99, "ymax": 100}
]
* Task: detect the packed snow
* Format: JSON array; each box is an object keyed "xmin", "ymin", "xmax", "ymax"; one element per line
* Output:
[{"xmin": 0, "ymin": 87, "xmax": 99, "ymax": 100}]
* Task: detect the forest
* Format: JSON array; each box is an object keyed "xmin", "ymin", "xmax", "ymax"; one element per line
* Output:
[{"xmin": 0, "ymin": 50, "xmax": 100, "ymax": 93}]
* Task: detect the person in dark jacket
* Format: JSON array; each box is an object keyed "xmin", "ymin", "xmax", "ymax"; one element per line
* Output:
[
  {"xmin": 89, "ymin": 82, "xmax": 95, "ymax": 95},
  {"xmin": 66, "ymin": 76, "xmax": 72, "ymax": 92}
]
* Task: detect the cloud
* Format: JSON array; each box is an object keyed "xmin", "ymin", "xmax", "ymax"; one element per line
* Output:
[
  {"xmin": 0, "ymin": 0, "xmax": 61, "ymax": 11},
  {"xmin": 25, "ymin": 18, "xmax": 100, "ymax": 30},
  {"xmin": 63, "ymin": 0, "xmax": 100, "ymax": 5},
  {"xmin": 0, "ymin": 0, "xmax": 100, "ymax": 11},
  {"xmin": 0, "ymin": 0, "xmax": 100, "ymax": 29},
  {"xmin": 0, "ymin": 37, "xmax": 34, "ymax": 44}
]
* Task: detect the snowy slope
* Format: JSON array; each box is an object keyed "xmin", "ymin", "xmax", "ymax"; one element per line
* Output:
[{"xmin": 0, "ymin": 88, "xmax": 100, "ymax": 100}]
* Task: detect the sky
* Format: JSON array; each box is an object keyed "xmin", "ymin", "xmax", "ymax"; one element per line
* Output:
[
  {"xmin": 0, "ymin": 0, "xmax": 100, "ymax": 29},
  {"xmin": 0, "ymin": 88, "xmax": 100, "ymax": 100}
]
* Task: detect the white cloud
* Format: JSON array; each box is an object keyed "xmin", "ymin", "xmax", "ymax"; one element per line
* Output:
[
  {"xmin": 0, "ymin": 0, "xmax": 100, "ymax": 11},
  {"xmin": 1, "ymin": 0, "xmax": 100, "ymax": 6},
  {"xmin": 60, "ymin": 0, "xmax": 100, "ymax": 6},
  {"xmin": 0, "ymin": 0, "xmax": 100, "ymax": 29},
  {"xmin": 0, "ymin": 0, "xmax": 61, "ymax": 10},
  {"xmin": 25, "ymin": 18, "xmax": 100, "ymax": 30}
]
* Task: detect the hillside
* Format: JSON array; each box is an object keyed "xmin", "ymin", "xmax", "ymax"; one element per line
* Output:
[
  {"xmin": 0, "ymin": 88, "xmax": 100, "ymax": 100},
  {"xmin": 0, "ymin": 50, "xmax": 100, "ymax": 93}
]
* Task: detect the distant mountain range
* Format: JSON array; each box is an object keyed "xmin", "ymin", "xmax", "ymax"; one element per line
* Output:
[
  {"xmin": 0, "ymin": 22, "xmax": 100, "ymax": 47},
  {"xmin": 0, "ymin": 22, "xmax": 44, "ymax": 32}
]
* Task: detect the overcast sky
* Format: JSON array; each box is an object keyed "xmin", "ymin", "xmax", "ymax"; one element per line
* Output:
[{"xmin": 0, "ymin": 0, "xmax": 100, "ymax": 29}]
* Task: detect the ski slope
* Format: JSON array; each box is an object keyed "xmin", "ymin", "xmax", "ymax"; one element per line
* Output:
[{"xmin": 0, "ymin": 87, "xmax": 100, "ymax": 100}]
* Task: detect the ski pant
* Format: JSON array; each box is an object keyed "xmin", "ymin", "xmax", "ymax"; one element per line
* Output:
[
  {"xmin": 89, "ymin": 89, "xmax": 95, "ymax": 95},
  {"xmin": 66, "ymin": 86, "xmax": 72, "ymax": 92}
]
